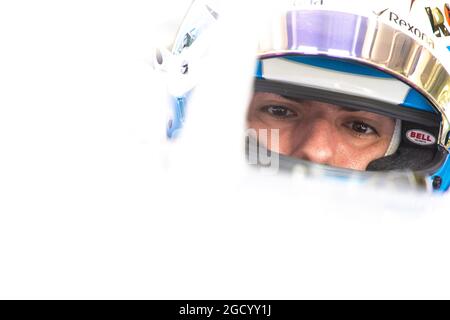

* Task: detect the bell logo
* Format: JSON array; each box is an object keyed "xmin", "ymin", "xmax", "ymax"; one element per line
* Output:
[
  {"xmin": 406, "ymin": 129, "xmax": 436, "ymax": 146},
  {"xmin": 425, "ymin": 4, "xmax": 450, "ymax": 37}
]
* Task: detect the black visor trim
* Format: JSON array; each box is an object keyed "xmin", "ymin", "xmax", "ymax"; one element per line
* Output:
[{"xmin": 254, "ymin": 78, "xmax": 440, "ymax": 128}]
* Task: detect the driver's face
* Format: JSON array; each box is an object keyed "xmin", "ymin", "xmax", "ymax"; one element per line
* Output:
[{"xmin": 247, "ymin": 92, "xmax": 396, "ymax": 170}]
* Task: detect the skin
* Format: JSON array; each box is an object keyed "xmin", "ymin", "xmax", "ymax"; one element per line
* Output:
[{"xmin": 247, "ymin": 92, "xmax": 396, "ymax": 170}]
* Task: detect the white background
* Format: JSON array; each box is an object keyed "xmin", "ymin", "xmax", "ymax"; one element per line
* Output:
[{"xmin": 1, "ymin": 0, "xmax": 450, "ymax": 299}]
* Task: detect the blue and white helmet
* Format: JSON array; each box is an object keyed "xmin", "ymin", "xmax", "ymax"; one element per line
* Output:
[{"xmin": 155, "ymin": 0, "xmax": 450, "ymax": 192}]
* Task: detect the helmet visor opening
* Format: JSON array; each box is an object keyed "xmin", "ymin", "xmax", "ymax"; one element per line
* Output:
[{"xmin": 247, "ymin": 77, "xmax": 443, "ymax": 176}]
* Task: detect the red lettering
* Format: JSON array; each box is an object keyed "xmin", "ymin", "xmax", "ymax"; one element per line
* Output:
[{"xmin": 407, "ymin": 130, "xmax": 435, "ymax": 144}]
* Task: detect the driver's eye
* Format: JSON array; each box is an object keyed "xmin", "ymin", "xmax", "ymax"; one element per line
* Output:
[
  {"xmin": 262, "ymin": 105, "xmax": 297, "ymax": 118},
  {"xmin": 346, "ymin": 121, "xmax": 378, "ymax": 135}
]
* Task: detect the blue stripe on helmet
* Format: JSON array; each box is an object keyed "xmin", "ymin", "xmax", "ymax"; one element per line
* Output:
[
  {"xmin": 401, "ymin": 88, "xmax": 436, "ymax": 113},
  {"xmin": 256, "ymin": 60, "xmax": 263, "ymax": 79},
  {"xmin": 432, "ymin": 153, "xmax": 450, "ymax": 192}
]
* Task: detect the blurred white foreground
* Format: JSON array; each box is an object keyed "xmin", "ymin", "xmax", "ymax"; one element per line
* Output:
[{"xmin": 0, "ymin": 0, "xmax": 449, "ymax": 299}]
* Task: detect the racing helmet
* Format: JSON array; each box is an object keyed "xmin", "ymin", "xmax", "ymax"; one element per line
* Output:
[{"xmin": 155, "ymin": 0, "xmax": 450, "ymax": 192}]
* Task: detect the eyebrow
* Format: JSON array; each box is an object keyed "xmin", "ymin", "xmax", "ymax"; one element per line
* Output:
[
  {"xmin": 281, "ymin": 95, "xmax": 363, "ymax": 113},
  {"xmin": 339, "ymin": 106, "xmax": 361, "ymax": 113}
]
